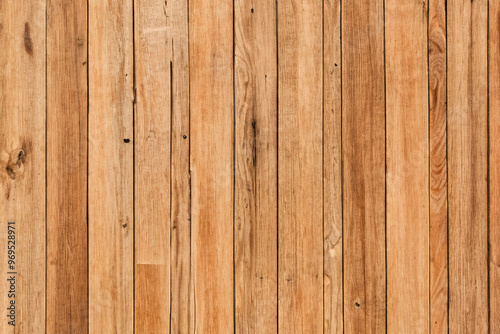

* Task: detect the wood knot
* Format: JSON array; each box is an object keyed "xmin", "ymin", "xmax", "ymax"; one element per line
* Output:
[{"xmin": 5, "ymin": 149, "xmax": 26, "ymax": 180}]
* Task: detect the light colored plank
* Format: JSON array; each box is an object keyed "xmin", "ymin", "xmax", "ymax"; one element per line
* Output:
[
  {"xmin": 46, "ymin": 0, "xmax": 88, "ymax": 332},
  {"xmin": 88, "ymin": 0, "xmax": 134, "ymax": 332},
  {"xmin": 234, "ymin": 0, "xmax": 278, "ymax": 333},
  {"xmin": 489, "ymin": 0, "xmax": 500, "ymax": 331},
  {"xmin": 386, "ymin": 1, "xmax": 429, "ymax": 332},
  {"xmin": 169, "ymin": 0, "xmax": 193, "ymax": 332},
  {"xmin": 342, "ymin": 1, "xmax": 386, "ymax": 332},
  {"xmin": 0, "ymin": 1, "xmax": 46, "ymax": 333},
  {"xmin": 428, "ymin": 0, "xmax": 448, "ymax": 332},
  {"xmin": 189, "ymin": 0, "xmax": 234, "ymax": 331},
  {"xmin": 277, "ymin": 0, "xmax": 323, "ymax": 332},
  {"xmin": 448, "ymin": 0, "xmax": 488, "ymax": 332},
  {"xmin": 134, "ymin": 0, "xmax": 171, "ymax": 332},
  {"xmin": 323, "ymin": 0, "xmax": 342, "ymax": 332}
]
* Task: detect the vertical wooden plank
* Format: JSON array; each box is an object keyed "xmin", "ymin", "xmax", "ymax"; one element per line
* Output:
[
  {"xmin": 46, "ymin": 0, "xmax": 88, "ymax": 332},
  {"xmin": 0, "ymin": 1, "xmax": 46, "ymax": 333},
  {"xmin": 489, "ymin": 0, "xmax": 500, "ymax": 332},
  {"xmin": 277, "ymin": 0, "xmax": 323, "ymax": 332},
  {"xmin": 323, "ymin": 0, "xmax": 342, "ymax": 332},
  {"xmin": 88, "ymin": 0, "xmax": 134, "ymax": 332},
  {"xmin": 448, "ymin": 0, "xmax": 488, "ymax": 332},
  {"xmin": 189, "ymin": 0, "xmax": 234, "ymax": 332},
  {"xmin": 386, "ymin": 1, "xmax": 429, "ymax": 332},
  {"xmin": 428, "ymin": 0, "xmax": 448, "ymax": 332},
  {"xmin": 235, "ymin": 0, "xmax": 277, "ymax": 332},
  {"xmin": 134, "ymin": 0, "xmax": 170, "ymax": 332},
  {"xmin": 342, "ymin": 1, "xmax": 386, "ymax": 333},
  {"xmin": 169, "ymin": 0, "xmax": 193, "ymax": 332}
]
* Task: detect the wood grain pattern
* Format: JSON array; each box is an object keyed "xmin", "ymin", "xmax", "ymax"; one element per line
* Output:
[
  {"xmin": 169, "ymin": 0, "xmax": 193, "ymax": 332},
  {"xmin": 189, "ymin": 0, "xmax": 234, "ymax": 332},
  {"xmin": 489, "ymin": 0, "xmax": 500, "ymax": 332},
  {"xmin": 46, "ymin": 0, "xmax": 88, "ymax": 332},
  {"xmin": 448, "ymin": 0, "xmax": 488, "ymax": 332},
  {"xmin": 277, "ymin": 1, "xmax": 323, "ymax": 332},
  {"xmin": 323, "ymin": 0, "xmax": 342, "ymax": 332},
  {"xmin": 88, "ymin": 0, "xmax": 134, "ymax": 332},
  {"xmin": 134, "ymin": 0, "xmax": 171, "ymax": 332},
  {"xmin": 0, "ymin": 1, "xmax": 46, "ymax": 333},
  {"xmin": 428, "ymin": 0, "xmax": 448, "ymax": 332},
  {"xmin": 235, "ymin": 0, "xmax": 278, "ymax": 332},
  {"xmin": 386, "ymin": 1, "xmax": 429, "ymax": 332},
  {"xmin": 342, "ymin": 1, "xmax": 386, "ymax": 333}
]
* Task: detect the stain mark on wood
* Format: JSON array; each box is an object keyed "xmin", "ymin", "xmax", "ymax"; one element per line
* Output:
[{"xmin": 24, "ymin": 22, "xmax": 33, "ymax": 55}]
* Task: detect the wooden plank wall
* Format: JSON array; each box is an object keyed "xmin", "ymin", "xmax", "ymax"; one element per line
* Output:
[{"xmin": 0, "ymin": 0, "xmax": 497, "ymax": 332}]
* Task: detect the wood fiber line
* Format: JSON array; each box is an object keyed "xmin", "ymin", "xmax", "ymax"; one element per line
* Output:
[
  {"xmin": 277, "ymin": 0, "xmax": 323, "ymax": 332},
  {"xmin": 489, "ymin": 0, "xmax": 500, "ymax": 332},
  {"xmin": 0, "ymin": 1, "xmax": 46, "ymax": 333},
  {"xmin": 134, "ymin": 0, "xmax": 171, "ymax": 332},
  {"xmin": 448, "ymin": 0, "xmax": 488, "ymax": 332},
  {"xmin": 88, "ymin": 0, "xmax": 134, "ymax": 332},
  {"xmin": 189, "ymin": 0, "xmax": 234, "ymax": 332},
  {"xmin": 46, "ymin": 0, "xmax": 88, "ymax": 332},
  {"xmin": 428, "ymin": 0, "xmax": 448, "ymax": 332},
  {"xmin": 169, "ymin": 0, "xmax": 193, "ymax": 332},
  {"xmin": 342, "ymin": 1, "xmax": 386, "ymax": 333},
  {"xmin": 323, "ymin": 0, "xmax": 343, "ymax": 332},
  {"xmin": 386, "ymin": 1, "xmax": 429, "ymax": 332},
  {"xmin": 234, "ymin": 0, "xmax": 278, "ymax": 332}
]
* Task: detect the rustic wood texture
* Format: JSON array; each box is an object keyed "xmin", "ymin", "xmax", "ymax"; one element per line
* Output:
[
  {"xmin": 46, "ymin": 0, "xmax": 88, "ymax": 332},
  {"xmin": 88, "ymin": 0, "xmax": 134, "ymax": 332},
  {"xmin": 489, "ymin": 0, "xmax": 500, "ymax": 332},
  {"xmin": 428, "ymin": 0, "xmax": 448, "ymax": 332},
  {"xmin": 235, "ymin": 0, "xmax": 278, "ymax": 333},
  {"xmin": 386, "ymin": 1, "xmax": 429, "ymax": 332},
  {"xmin": 0, "ymin": 1, "xmax": 46, "ymax": 333},
  {"xmin": 134, "ymin": 0, "xmax": 171, "ymax": 332},
  {"xmin": 323, "ymin": 0, "xmax": 342, "ymax": 332},
  {"xmin": 0, "ymin": 2, "xmax": 497, "ymax": 332},
  {"xmin": 277, "ymin": 0, "xmax": 323, "ymax": 332},
  {"xmin": 342, "ymin": 1, "xmax": 386, "ymax": 333},
  {"xmin": 189, "ymin": 0, "xmax": 234, "ymax": 332},
  {"xmin": 448, "ymin": 0, "xmax": 489, "ymax": 333}
]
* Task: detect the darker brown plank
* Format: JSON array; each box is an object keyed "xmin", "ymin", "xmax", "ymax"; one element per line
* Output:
[
  {"xmin": 342, "ymin": 1, "xmax": 386, "ymax": 333},
  {"xmin": 46, "ymin": 0, "xmax": 88, "ymax": 332}
]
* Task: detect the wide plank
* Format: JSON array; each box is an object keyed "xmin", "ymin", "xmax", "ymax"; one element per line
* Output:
[
  {"xmin": 88, "ymin": 0, "xmax": 134, "ymax": 332},
  {"xmin": 277, "ymin": 0, "xmax": 323, "ymax": 332},
  {"xmin": 342, "ymin": 1, "xmax": 386, "ymax": 332},
  {"xmin": 235, "ymin": 0, "xmax": 278, "ymax": 332},
  {"xmin": 448, "ymin": 0, "xmax": 488, "ymax": 332},
  {"xmin": 46, "ymin": 0, "xmax": 88, "ymax": 332},
  {"xmin": 0, "ymin": 1, "xmax": 46, "ymax": 332},
  {"xmin": 189, "ymin": 0, "xmax": 234, "ymax": 331}
]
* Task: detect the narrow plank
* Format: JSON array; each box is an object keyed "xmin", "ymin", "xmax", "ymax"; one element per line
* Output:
[
  {"xmin": 323, "ymin": 0, "xmax": 342, "ymax": 332},
  {"xmin": 88, "ymin": 0, "xmax": 134, "ymax": 332},
  {"xmin": 169, "ymin": 0, "xmax": 193, "ymax": 332},
  {"xmin": 448, "ymin": 0, "xmax": 488, "ymax": 332},
  {"xmin": 386, "ymin": 1, "xmax": 429, "ymax": 332},
  {"xmin": 46, "ymin": 0, "xmax": 88, "ymax": 332},
  {"xmin": 342, "ymin": 1, "xmax": 386, "ymax": 333},
  {"xmin": 0, "ymin": 1, "xmax": 46, "ymax": 332},
  {"xmin": 134, "ymin": 0, "xmax": 171, "ymax": 332},
  {"xmin": 235, "ymin": 0, "xmax": 277, "ymax": 332},
  {"xmin": 189, "ymin": 0, "xmax": 234, "ymax": 331},
  {"xmin": 428, "ymin": 0, "xmax": 448, "ymax": 332},
  {"xmin": 277, "ymin": 0, "xmax": 323, "ymax": 332},
  {"xmin": 489, "ymin": 0, "xmax": 500, "ymax": 331}
]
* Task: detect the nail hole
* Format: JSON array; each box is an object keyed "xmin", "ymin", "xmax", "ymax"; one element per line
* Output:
[
  {"xmin": 355, "ymin": 302, "xmax": 360, "ymax": 308},
  {"xmin": 124, "ymin": 138, "xmax": 130, "ymax": 143},
  {"xmin": 183, "ymin": 135, "xmax": 187, "ymax": 139}
]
